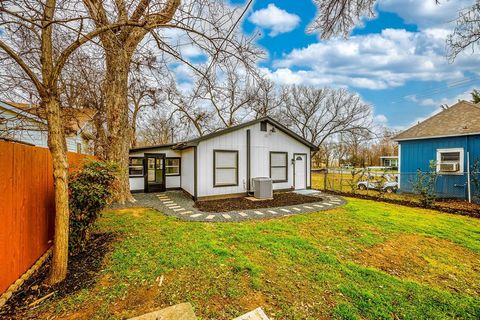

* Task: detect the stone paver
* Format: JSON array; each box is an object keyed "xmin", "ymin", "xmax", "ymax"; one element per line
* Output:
[
  {"xmin": 111, "ymin": 190, "xmax": 346, "ymax": 223},
  {"xmin": 234, "ymin": 307, "xmax": 270, "ymax": 320},
  {"xmin": 128, "ymin": 302, "xmax": 196, "ymax": 320}
]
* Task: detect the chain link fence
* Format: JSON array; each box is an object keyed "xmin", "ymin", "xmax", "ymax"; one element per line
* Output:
[{"xmin": 312, "ymin": 168, "xmax": 478, "ymax": 202}]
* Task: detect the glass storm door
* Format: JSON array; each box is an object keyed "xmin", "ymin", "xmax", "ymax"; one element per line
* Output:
[{"xmin": 145, "ymin": 154, "xmax": 165, "ymax": 193}]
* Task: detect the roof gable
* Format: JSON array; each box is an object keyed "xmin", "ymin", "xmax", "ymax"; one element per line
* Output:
[
  {"xmin": 130, "ymin": 117, "xmax": 318, "ymax": 152},
  {"xmin": 393, "ymin": 101, "xmax": 480, "ymax": 141},
  {"xmin": 0, "ymin": 100, "xmax": 95, "ymax": 134}
]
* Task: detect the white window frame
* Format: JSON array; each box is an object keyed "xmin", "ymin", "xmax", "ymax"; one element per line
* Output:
[
  {"xmin": 129, "ymin": 157, "xmax": 144, "ymax": 177},
  {"xmin": 213, "ymin": 150, "xmax": 239, "ymax": 187},
  {"xmin": 165, "ymin": 157, "xmax": 181, "ymax": 176},
  {"xmin": 436, "ymin": 148, "xmax": 464, "ymax": 175}
]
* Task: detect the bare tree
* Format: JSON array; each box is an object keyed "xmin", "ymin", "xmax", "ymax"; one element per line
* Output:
[
  {"xmin": 309, "ymin": 0, "xmax": 376, "ymax": 39},
  {"xmin": 200, "ymin": 60, "xmax": 255, "ymax": 128},
  {"xmin": 281, "ymin": 86, "xmax": 373, "ymax": 152},
  {"xmin": 310, "ymin": 1, "xmax": 441, "ymax": 39},
  {"xmin": 165, "ymin": 81, "xmax": 213, "ymax": 137},
  {"xmin": 128, "ymin": 55, "xmax": 165, "ymax": 147},
  {"xmin": 59, "ymin": 50, "xmax": 107, "ymax": 157},
  {"xmin": 0, "ymin": 0, "xmax": 136, "ymax": 284},
  {"xmin": 82, "ymin": 0, "xmax": 260, "ymax": 203},
  {"xmin": 447, "ymin": 2, "xmax": 480, "ymax": 61},
  {"xmin": 248, "ymin": 77, "xmax": 284, "ymax": 119},
  {"xmin": 136, "ymin": 109, "xmax": 178, "ymax": 146}
]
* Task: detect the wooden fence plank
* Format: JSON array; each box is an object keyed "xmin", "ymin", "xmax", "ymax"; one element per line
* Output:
[{"xmin": 0, "ymin": 141, "xmax": 92, "ymax": 294}]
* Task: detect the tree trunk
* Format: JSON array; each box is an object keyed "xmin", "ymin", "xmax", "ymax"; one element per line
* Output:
[
  {"xmin": 104, "ymin": 51, "xmax": 134, "ymax": 203},
  {"xmin": 131, "ymin": 103, "xmax": 140, "ymax": 148},
  {"xmin": 44, "ymin": 96, "xmax": 70, "ymax": 285}
]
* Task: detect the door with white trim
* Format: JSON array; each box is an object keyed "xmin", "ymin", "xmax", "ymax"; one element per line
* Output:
[{"xmin": 294, "ymin": 154, "xmax": 306, "ymax": 190}]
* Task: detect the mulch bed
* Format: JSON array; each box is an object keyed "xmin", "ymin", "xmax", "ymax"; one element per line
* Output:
[
  {"xmin": 325, "ymin": 190, "xmax": 480, "ymax": 218},
  {"xmin": 0, "ymin": 232, "xmax": 117, "ymax": 319},
  {"xmin": 194, "ymin": 192, "xmax": 322, "ymax": 213}
]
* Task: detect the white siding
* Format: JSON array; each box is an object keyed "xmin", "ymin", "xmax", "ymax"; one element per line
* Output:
[
  {"xmin": 1, "ymin": 107, "xmax": 88, "ymax": 154},
  {"xmin": 129, "ymin": 177, "xmax": 144, "ymax": 191},
  {"xmin": 181, "ymin": 147, "xmax": 195, "ymax": 196},
  {"xmin": 1, "ymin": 108, "xmax": 48, "ymax": 147},
  {"xmin": 197, "ymin": 122, "xmax": 311, "ymax": 197},
  {"xmin": 66, "ymin": 135, "xmax": 82, "ymax": 153},
  {"xmin": 129, "ymin": 147, "xmax": 183, "ymax": 191}
]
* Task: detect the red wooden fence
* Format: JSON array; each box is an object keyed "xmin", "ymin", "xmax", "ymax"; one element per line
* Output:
[{"xmin": 0, "ymin": 141, "xmax": 91, "ymax": 294}]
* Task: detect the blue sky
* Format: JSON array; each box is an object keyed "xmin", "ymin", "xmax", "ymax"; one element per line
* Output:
[{"xmin": 232, "ymin": 0, "xmax": 480, "ymax": 130}]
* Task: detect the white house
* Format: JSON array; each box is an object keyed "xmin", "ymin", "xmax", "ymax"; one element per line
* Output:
[
  {"xmin": 380, "ymin": 156, "xmax": 398, "ymax": 168},
  {"xmin": 129, "ymin": 117, "xmax": 318, "ymax": 200},
  {"xmin": 0, "ymin": 100, "xmax": 94, "ymax": 153}
]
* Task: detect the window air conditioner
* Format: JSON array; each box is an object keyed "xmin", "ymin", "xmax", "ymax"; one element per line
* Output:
[{"xmin": 439, "ymin": 162, "xmax": 459, "ymax": 172}]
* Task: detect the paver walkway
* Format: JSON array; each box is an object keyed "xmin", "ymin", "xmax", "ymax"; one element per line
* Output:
[{"xmin": 112, "ymin": 190, "xmax": 346, "ymax": 222}]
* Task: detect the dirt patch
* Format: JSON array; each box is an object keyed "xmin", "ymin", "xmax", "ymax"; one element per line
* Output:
[
  {"xmin": 0, "ymin": 232, "xmax": 117, "ymax": 319},
  {"xmin": 195, "ymin": 192, "xmax": 322, "ymax": 213},
  {"xmin": 354, "ymin": 234, "xmax": 480, "ymax": 295}
]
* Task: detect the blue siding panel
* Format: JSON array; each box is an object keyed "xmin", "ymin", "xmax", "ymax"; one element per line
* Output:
[{"xmin": 399, "ymin": 135, "xmax": 480, "ymax": 199}]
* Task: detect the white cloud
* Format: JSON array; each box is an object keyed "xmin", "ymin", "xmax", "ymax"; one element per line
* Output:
[
  {"xmin": 407, "ymin": 87, "xmax": 475, "ymax": 108},
  {"xmin": 374, "ymin": 114, "xmax": 388, "ymax": 125},
  {"xmin": 379, "ymin": 0, "xmax": 475, "ymax": 30},
  {"xmin": 249, "ymin": 4, "xmax": 300, "ymax": 37},
  {"xmin": 266, "ymin": 28, "xmax": 480, "ymax": 90}
]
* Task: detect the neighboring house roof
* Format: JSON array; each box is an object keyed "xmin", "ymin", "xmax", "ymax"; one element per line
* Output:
[
  {"xmin": 393, "ymin": 100, "xmax": 480, "ymax": 141},
  {"xmin": 130, "ymin": 116, "xmax": 319, "ymax": 152},
  {"xmin": 0, "ymin": 100, "xmax": 96, "ymax": 135}
]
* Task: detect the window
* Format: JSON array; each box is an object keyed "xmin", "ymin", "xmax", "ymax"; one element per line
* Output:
[
  {"xmin": 76, "ymin": 143, "xmax": 82, "ymax": 154},
  {"xmin": 260, "ymin": 121, "xmax": 267, "ymax": 132},
  {"xmin": 129, "ymin": 157, "xmax": 144, "ymax": 177},
  {"xmin": 270, "ymin": 152, "xmax": 288, "ymax": 182},
  {"xmin": 436, "ymin": 148, "xmax": 464, "ymax": 174},
  {"xmin": 165, "ymin": 158, "xmax": 181, "ymax": 176},
  {"xmin": 214, "ymin": 150, "xmax": 238, "ymax": 187}
]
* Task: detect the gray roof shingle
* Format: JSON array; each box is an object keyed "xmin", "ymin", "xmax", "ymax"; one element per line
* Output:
[{"xmin": 393, "ymin": 100, "xmax": 480, "ymax": 141}]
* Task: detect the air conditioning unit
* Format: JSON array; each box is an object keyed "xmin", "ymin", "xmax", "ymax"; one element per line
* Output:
[
  {"xmin": 252, "ymin": 177, "xmax": 273, "ymax": 199},
  {"xmin": 439, "ymin": 162, "xmax": 459, "ymax": 172}
]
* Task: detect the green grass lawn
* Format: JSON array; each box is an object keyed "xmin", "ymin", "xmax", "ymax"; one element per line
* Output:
[{"xmin": 30, "ymin": 198, "xmax": 480, "ymax": 320}]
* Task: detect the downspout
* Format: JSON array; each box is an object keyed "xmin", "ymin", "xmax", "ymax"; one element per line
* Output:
[
  {"xmin": 193, "ymin": 146, "xmax": 198, "ymax": 201},
  {"xmin": 246, "ymin": 129, "xmax": 251, "ymax": 194}
]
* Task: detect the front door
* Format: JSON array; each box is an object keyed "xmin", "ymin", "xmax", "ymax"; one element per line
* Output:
[
  {"xmin": 145, "ymin": 154, "xmax": 165, "ymax": 193},
  {"xmin": 294, "ymin": 154, "xmax": 307, "ymax": 190}
]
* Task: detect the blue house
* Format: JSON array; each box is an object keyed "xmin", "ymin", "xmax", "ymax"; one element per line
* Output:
[{"xmin": 393, "ymin": 100, "xmax": 480, "ymax": 199}]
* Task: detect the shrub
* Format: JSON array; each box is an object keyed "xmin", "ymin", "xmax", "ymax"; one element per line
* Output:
[
  {"xmin": 69, "ymin": 159, "xmax": 118, "ymax": 255},
  {"xmin": 411, "ymin": 160, "xmax": 438, "ymax": 207}
]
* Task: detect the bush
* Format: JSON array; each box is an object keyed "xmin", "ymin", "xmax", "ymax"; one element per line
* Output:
[
  {"xmin": 68, "ymin": 160, "xmax": 118, "ymax": 255},
  {"xmin": 411, "ymin": 160, "xmax": 438, "ymax": 207}
]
